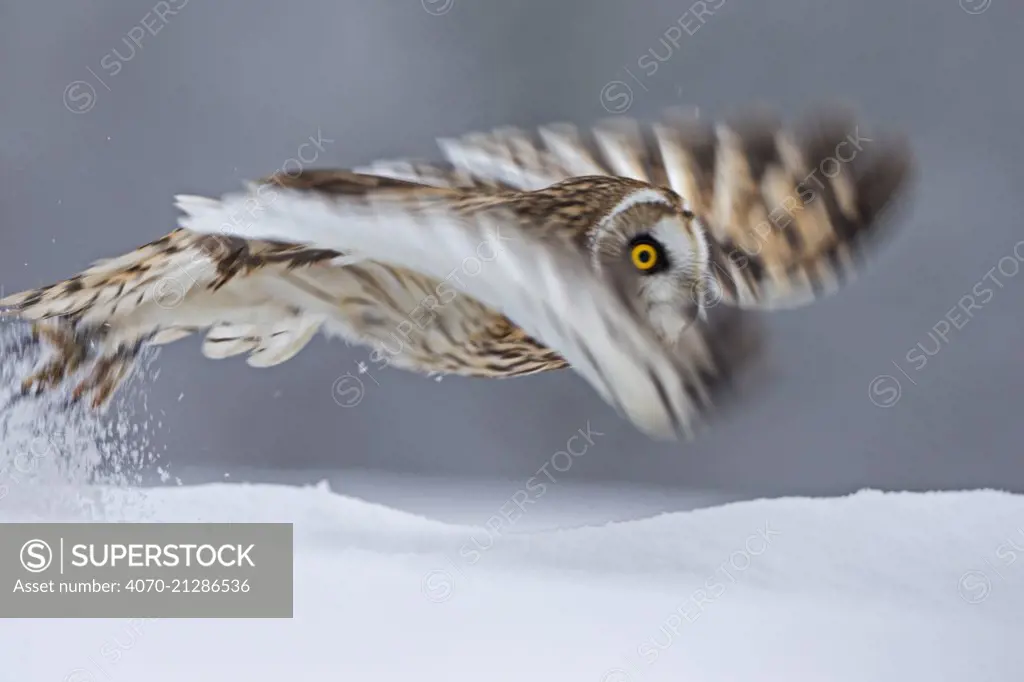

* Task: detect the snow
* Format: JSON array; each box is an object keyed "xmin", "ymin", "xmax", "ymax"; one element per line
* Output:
[
  {"xmin": 1, "ymin": 480, "xmax": 1022, "ymax": 681},
  {"xmin": 0, "ymin": 326, "xmax": 1020, "ymax": 680}
]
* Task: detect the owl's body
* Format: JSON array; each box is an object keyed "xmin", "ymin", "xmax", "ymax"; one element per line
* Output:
[{"xmin": 0, "ymin": 107, "xmax": 912, "ymax": 439}]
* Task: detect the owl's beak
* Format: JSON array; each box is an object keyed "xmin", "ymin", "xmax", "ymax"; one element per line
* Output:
[
  {"xmin": 684, "ymin": 277, "xmax": 711, "ymax": 327},
  {"xmin": 681, "ymin": 300, "xmax": 704, "ymax": 330}
]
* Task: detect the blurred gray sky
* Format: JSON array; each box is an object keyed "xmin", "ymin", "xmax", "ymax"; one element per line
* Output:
[{"xmin": 1, "ymin": 0, "xmax": 1022, "ymax": 496}]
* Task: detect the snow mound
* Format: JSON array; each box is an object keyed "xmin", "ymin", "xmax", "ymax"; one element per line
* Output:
[{"xmin": 3, "ymin": 482, "xmax": 1022, "ymax": 681}]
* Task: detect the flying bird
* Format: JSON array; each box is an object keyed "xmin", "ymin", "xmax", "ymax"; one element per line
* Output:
[{"xmin": 0, "ymin": 106, "xmax": 912, "ymax": 440}]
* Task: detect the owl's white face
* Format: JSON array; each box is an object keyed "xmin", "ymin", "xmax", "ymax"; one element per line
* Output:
[{"xmin": 590, "ymin": 190, "xmax": 713, "ymax": 344}]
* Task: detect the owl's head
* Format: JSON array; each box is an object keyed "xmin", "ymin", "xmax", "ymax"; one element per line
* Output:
[{"xmin": 588, "ymin": 186, "xmax": 715, "ymax": 343}]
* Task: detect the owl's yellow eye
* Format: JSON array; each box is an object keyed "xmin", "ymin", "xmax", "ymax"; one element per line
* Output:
[{"xmin": 630, "ymin": 241, "xmax": 661, "ymax": 271}]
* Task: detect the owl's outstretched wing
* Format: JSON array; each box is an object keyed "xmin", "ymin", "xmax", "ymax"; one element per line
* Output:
[
  {"xmin": 0, "ymin": 174, "xmax": 489, "ymax": 402},
  {"xmin": 174, "ymin": 180, "xmax": 709, "ymax": 440},
  {"xmin": 0, "ymin": 227, "xmax": 357, "ymax": 404},
  {"xmin": 1, "ymin": 170, "xmax": 758, "ymax": 440},
  {"xmin": 372, "ymin": 106, "xmax": 913, "ymax": 310}
]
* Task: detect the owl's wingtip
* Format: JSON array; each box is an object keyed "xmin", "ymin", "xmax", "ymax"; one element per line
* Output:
[
  {"xmin": 173, "ymin": 194, "xmax": 219, "ymax": 216},
  {"xmin": 173, "ymin": 194, "xmax": 229, "ymax": 235}
]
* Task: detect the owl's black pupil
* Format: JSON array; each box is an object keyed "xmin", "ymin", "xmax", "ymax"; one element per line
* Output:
[{"xmin": 638, "ymin": 250, "xmax": 651, "ymax": 262}]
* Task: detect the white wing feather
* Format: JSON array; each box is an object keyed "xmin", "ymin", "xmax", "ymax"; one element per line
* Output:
[{"xmin": 174, "ymin": 189, "xmax": 698, "ymax": 440}]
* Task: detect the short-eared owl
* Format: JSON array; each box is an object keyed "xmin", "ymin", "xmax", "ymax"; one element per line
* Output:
[{"xmin": 0, "ymin": 106, "xmax": 912, "ymax": 440}]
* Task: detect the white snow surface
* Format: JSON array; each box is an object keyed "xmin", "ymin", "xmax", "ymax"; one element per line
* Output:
[{"xmin": 2, "ymin": 481, "xmax": 1023, "ymax": 682}]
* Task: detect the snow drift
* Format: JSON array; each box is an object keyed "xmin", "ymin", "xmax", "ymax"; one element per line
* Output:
[{"xmin": 2, "ymin": 481, "xmax": 1021, "ymax": 682}]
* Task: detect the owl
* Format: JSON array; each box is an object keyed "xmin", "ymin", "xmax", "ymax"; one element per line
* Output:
[{"xmin": 0, "ymin": 106, "xmax": 912, "ymax": 440}]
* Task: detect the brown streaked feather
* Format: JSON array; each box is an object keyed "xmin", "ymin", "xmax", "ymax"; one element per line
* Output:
[
  {"xmin": 0, "ymin": 173, "xmax": 637, "ymax": 405},
  {"xmin": 422, "ymin": 105, "xmax": 913, "ymax": 310},
  {"xmin": 175, "ymin": 175, "xmax": 759, "ymax": 438},
  {"xmin": 0, "ymin": 228, "xmax": 346, "ymax": 404},
  {"xmin": 0, "ymin": 166, "xmax": 754, "ymax": 428},
  {"xmin": 259, "ymin": 168, "xmax": 466, "ymax": 197}
]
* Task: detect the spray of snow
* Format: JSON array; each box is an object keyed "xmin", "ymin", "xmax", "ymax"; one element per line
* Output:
[{"xmin": 0, "ymin": 320, "xmax": 165, "ymax": 518}]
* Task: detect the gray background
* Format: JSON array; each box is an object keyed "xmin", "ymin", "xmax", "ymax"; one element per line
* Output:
[{"xmin": 1, "ymin": 0, "xmax": 1021, "ymax": 498}]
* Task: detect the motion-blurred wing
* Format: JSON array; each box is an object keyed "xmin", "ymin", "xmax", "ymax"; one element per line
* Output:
[
  {"xmin": 0, "ymin": 228, "xmax": 357, "ymax": 406},
  {"xmin": 0, "ymin": 174, "xmax": 475, "ymax": 376},
  {"xmin": 388, "ymin": 107, "xmax": 913, "ymax": 310},
  {"xmin": 175, "ymin": 181, "xmax": 703, "ymax": 440}
]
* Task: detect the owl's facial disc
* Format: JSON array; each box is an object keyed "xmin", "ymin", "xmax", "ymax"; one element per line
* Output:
[
  {"xmin": 628, "ymin": 230, "xmax": 692, "ymax": 325},
  {"xmin": 593, "ymin": 198, "xmax": 713, "ymax": 344},
  {"xmin": 635, "ymin": 213, "xmax": 710, "ymax": 335}
]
